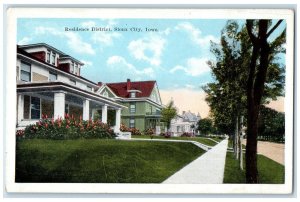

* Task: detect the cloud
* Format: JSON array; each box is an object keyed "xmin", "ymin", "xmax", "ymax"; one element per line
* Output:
[
  {"xmin": 175, "ymin": 22, "xmax": 218, "ymax": 47},
  {"xmin": 34, "ymin": 26, "xmax": 95, "ymax": 55},
  {"xmin": 18, "ymin": 37, "xmax": 32, "ymax": 45},
  {"xmin": 80, "ymin": 20, "xmax": 121, "ymax": 46},
  {"xmin": 92, "ymin": 32, "xmax": 121, "ymax": 46},
  {"xmin": 128, "ymin": 35, "xmax": 166, "ymax": 66},
  {"xmin": 80, "ymin": 60, "xmax": 93, "ymax": 67},
  {"xmin": 170, "ymin": 57, "xmax": 210, "ymax": 76},
  {"xmin": 107, "ymin": 56, "xmax": 154, "ymax": 78}
]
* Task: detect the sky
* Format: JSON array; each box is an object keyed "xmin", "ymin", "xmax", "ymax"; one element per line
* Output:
[{"xmin": 17, "ymin": 18, "xmax": 285, "ymax": 118}]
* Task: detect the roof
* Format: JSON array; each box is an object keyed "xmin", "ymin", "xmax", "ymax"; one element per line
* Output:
[
  {"xmin": 17, "ymin": 46, "xmax": 96, "ymax": 86},
  {"xmin": 182, "ymin": 111, "xmax": 200, "ymax": 122},
  {"xmin": 105, "ymin": 80, "xmax": 156, "ymax": 98}
]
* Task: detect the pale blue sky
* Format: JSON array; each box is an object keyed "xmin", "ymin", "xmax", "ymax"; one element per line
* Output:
[{"xmin": 17, "ymin": 18, "xmax": 286, "ymax": 116}]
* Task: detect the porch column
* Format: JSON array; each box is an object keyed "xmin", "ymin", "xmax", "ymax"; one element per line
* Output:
[
  {"xmin": 83, "ymin": 99, "xmax": 90, "ymax": 120},
  {"xmin": 17, "ymin": 94, "xmax": 24, "ymax": 124},
  {"xmin": 114, "ymin": 108, "xmax": 121, "ymax": 132},
  {"xmin": 54, "ymin": 92, "xmax": 65, "ymax": 119},
  {"xmin": 101, "ymin": 104, "xmax": 107, "ymax": 123}
]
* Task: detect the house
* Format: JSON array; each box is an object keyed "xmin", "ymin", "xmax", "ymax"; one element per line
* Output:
[
  {"xmin": 97, "ymin": 79, "xmax": 164, "ymax": 134},
  {"xmin": 170, "ymin": 111, "xmax": 201, "ymax": 136},
  {"xmin": 16, "ymin": 43, "xmax": 126, "ymax": 132}
]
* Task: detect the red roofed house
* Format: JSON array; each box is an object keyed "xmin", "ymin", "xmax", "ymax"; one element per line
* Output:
[
  {"xmin": 97, "ymin": 79, "xmax": 164, "ymax": 133},
  {"xmin": 16, "ymin": 43, "xmax": 126, "ymax": 133}
]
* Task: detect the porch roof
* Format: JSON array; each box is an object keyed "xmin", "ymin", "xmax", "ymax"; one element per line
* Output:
[{"xmin": 17, "ymin": 82, "xmax": 127, "ymax": 109}]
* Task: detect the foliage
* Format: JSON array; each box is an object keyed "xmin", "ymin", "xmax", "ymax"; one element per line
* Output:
[
  {"xmin": 159, "ymin": 132, "xmax": 172, "ymax": 138},
  {"xmin": 120, "ymin": 123, "xmax": 142, "ymax": 135},
  {"xmin": 258, "ymin": 106, "xmax": 285, "ymax": 142},
  {"xmin": 16, "ymin": 139, "xmax": 205, "ymax": 183},
  {"xmin": 144, "ymin": 128, "xmax": 155, "ymax": 136},
  {"xmin": 197, "ymin": 118, "xmax": 214, "ymax": 136},
  {"xmin": 180, "ymin": 132, "xmax": 193, "ymax": 137},
  {"xmin": 17, "ymin": 114, "xmax": 116, "ymax": 140},
  {"xmin": 161, "ymin": 100, "xmax": 177, "ymax": 130}
]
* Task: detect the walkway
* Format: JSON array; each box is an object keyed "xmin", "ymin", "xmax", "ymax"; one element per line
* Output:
[{"xmin": 162, "ymin": 139, "xmax": 228, "ymax": 184}]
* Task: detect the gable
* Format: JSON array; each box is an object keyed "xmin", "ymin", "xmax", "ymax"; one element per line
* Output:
[
  {"xmin": 98, "ymin": 85, "xmax": 118, "ymax": 98},
  {"xmin": 149, "ymin": 83, "xmax": 162, "ymax": 105}
]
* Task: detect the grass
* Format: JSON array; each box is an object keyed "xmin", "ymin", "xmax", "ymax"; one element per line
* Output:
[
  {"xmin": 131, "ymin": 135, "xmax": 218, "ymax": 147},
  {"xmin": 227, "ymin": 139, "xmax": 246, "ymax": 149},
  {"xmin": 16, "ymin": 139, "xmax": 205, "ymax": 183},
  {"xmin": 223, "ymin": 152, "xmax": 285, "ymax": 184}
]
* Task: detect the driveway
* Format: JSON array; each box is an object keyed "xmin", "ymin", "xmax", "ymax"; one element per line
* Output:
[{"xmin": 242, "ymin": 140, "xmax": 284, "ymax": 165}]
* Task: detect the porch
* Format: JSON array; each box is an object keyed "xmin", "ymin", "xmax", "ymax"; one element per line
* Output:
[{"xmin": 17, "ymin": 82, "xmax": 125, "ymax": 132}]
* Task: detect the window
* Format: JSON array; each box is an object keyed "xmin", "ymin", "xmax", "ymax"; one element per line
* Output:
[
  {"xmin": 49, "ymin": 72, "xmax": 57, "ymax": 81},
  {"xmin": 46, "ymin": 50, "xmax": 50, "ymax": 63},
  {"xmin": 129, "ymin": 118, "xmax": 135, "ymax": 128},
  {"xmin": 74, "ymin": 63, "xmax": 77, "ymax": 75},
  {"xmin": 31, "ymin": 97, "xmax": 40, "ymax": 119},
  {"xmin": 20, "ymin": 61, "xmax": 31, "ymax": 82},
  {"xmin": 103, "ymin": 91, "xmax": 108, "ymax": 97},
  {"xmin": 87, "ymin": 86, "xmax": 92, "ymax": 92},
  {"xmin": 70, "ymin": 62, "xmax": 74, "ymax": 73},
  {"xmin": 130, "ymin": 92, "xmax": 136, "ymax": 98},
  {"xmin": 65, "ymin": 104, "xmax": 69, "ymax": 115},
  {"xmin": 130, "ymin": 103, "xmax": 136, "ymax": 113},
  {"xmin": 51, "ymin": 53, "xmax": 56, "ymax": 65},
  {"xmin": 70, "ymin": 79, "xmax": 76, "ymax": 85}
]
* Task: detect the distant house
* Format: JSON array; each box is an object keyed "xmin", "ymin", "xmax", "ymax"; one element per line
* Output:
[
  {"xmin": 97, "ymin": 79, "xmax": 164, "ymax": 134},
  {"xmin": 16, "ymin": 43, "xmax": 125, "ymax": 132},
  {"xmin": 170, "ymin": 111, "xmax": 201, "ymax": 136}
]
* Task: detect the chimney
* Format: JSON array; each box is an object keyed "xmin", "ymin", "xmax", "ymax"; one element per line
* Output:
[
  {"xmin": 98, "ymin": 82, "xmax": 103, "ymax": 86},
  {"xmin": 182, "ymin": 111, "xmax": 186, "ymax": 115},
  {"xmin": 127, "ymin": 79, "xmax": 131, "ymax": 91}
]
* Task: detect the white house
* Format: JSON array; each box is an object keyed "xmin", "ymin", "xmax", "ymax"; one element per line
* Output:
[
  {"xmin": 16, "ymin": 43, "xmax": 126, "ymax": 132},
  {"xmin": 170, "ymin": 111, "xmax": 201, "ymax": 136}
]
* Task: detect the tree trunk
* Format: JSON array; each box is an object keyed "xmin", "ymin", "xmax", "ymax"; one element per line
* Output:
[
  {"xmin": 239, "ymin": 116, "xmax": 244, "ymax": 170},
  {"xmin": 246, "ymin": 103, "xmax": 259, "ymax": 182},
  {"xmin": 246, "ymin": 20, "xmax": 270, "ymax": 183}
]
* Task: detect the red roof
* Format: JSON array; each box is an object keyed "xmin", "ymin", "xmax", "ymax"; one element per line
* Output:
[{"xmin": 105, "ymin": 80, "xmax": 156, "ymax": 98}]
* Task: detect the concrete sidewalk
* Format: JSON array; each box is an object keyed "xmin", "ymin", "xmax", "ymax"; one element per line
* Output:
[{"xmin": 163, "ymin": 139, "xmax": 228, "ymax": 184}]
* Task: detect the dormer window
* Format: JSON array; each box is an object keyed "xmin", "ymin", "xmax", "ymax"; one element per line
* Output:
[
  {"xmin": 130, "ymin": 92, "xmax": 136, "ymax": 98},
  {"xmin": 51, "ymin": 53, "xmax": 56, "ymax": 65},
  {"xmin": 46, "ymin": 50, "xmax": 50, "ymax": 63},
  {"xmin": 70, "ymin": 62, "xmax": 74, "ymax": 73}
]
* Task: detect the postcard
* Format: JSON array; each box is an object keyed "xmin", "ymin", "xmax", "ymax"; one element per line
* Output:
[{"xmin": 4, "ymin": 8, "xmax": 294, "ymax": 194}]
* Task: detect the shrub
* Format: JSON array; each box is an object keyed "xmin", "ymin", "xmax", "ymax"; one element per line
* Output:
[
  {"xmin": 160, "ymin": 132, "xmax": 172, "ymax": 138},
  {"xmin": 144, "ymin": 128, "xmax": 155, "ymax": 136},
  {"xmin": 17, "ymin": 114, "xmax": 116, "ymax": 140},
  {"xmin": 120, "ymin": 123, "xmax": 142, "ymax": 135},
  {"xmin": 181, "ymin": 132, "xmax": 193, "ymax": 137}
]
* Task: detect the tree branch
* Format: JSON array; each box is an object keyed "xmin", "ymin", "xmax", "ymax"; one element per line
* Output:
[
  {"xmin": 266, "ymin": 20, "xmax": 283, "ymax": 39},
  {"xmin": 246, "ymin": 20, "xmax": 257, "ymax": 44}
]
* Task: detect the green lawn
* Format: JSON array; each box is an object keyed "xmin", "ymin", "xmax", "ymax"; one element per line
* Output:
[
  {"xmin": 131, "ymin": 135, "xmax": 218, "ymax": 147},
  {"xmin": 16, "ymin": 139, "xmax": 205, "ymax": 183},
  {"xmin": 223, "ymin": 152, "xmax": 284, "ymax": 184}
]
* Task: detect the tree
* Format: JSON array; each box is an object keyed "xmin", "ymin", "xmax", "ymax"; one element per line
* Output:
[
  {"xmin": 161, "ymin": 100, "xmax": 177, "ymax": 131},
  {"xmin": 204, "ymin": 20, "xmax": 285, "ymax": 179},
  {"xmin": 258, "ymin": 106, "xmax": 285, "ymax": 142},
  {"xmin": 245, "ymin": 20, "xmax": 285, "ymax": 183},
  {"xmin": 197, "ymin": 118, "xmax": 213, "ymax": 136},
  {"xmin": 204, "ymin": 21, "xmax": 250, "ymax": 160}
]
